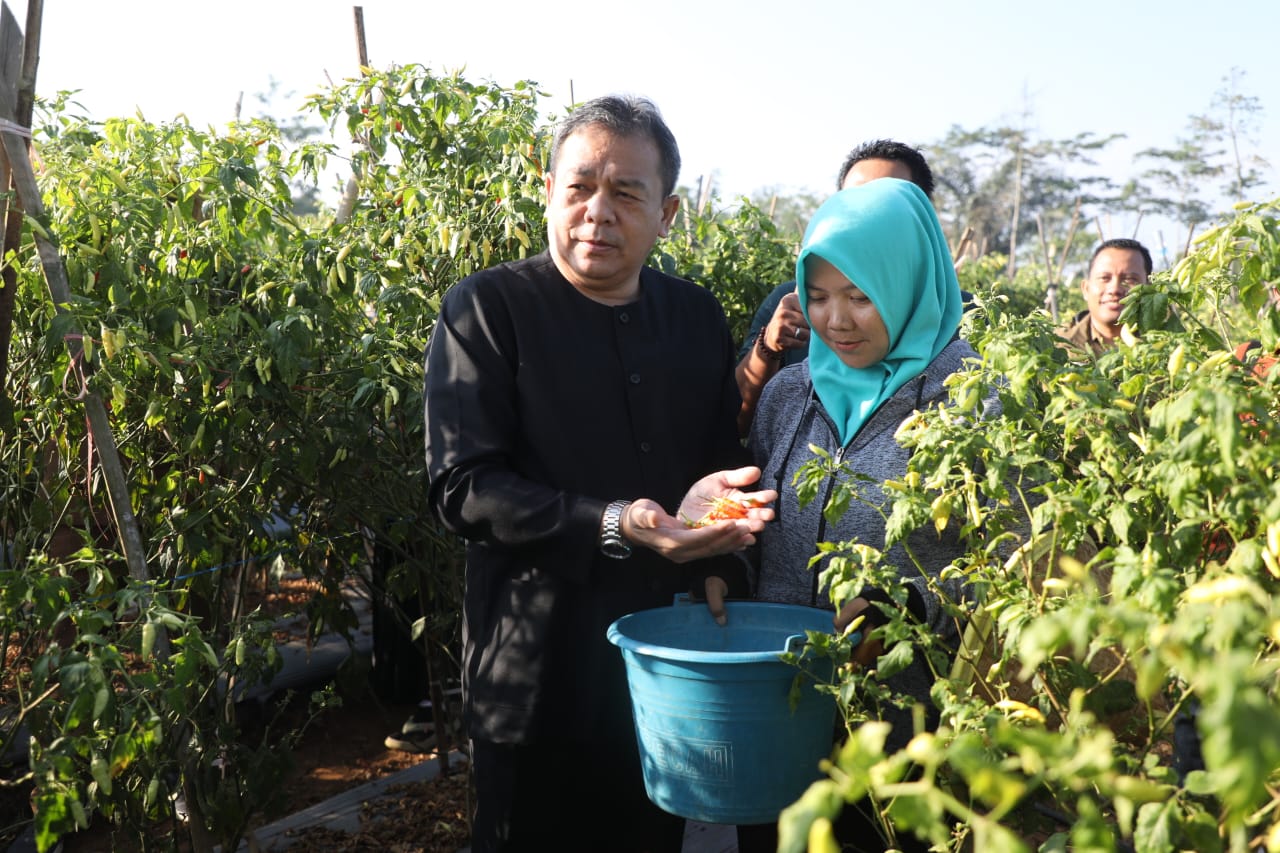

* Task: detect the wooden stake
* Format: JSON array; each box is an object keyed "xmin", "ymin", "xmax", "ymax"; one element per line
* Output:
[
  {"xmin": 1006, "ymin": 144, "xmax": 1023, "ymax": 280},
  {"xmin": 354, "ymin": 6, "xmax": 368, "ymax": 68},
  {"xmin": 1055, "ymin": 199, "xmax": 1081, "ymax": 284},
  {"xmin": 1036, "ymin": 213, "xmax": 1059, "ymax": 322},
  {"xmin": 335, "ymin": 6, "xmax": 372, "ymax": 224},
  {"xmin": 0, "ymin": 0, "xmax": 39, "ymax": 407},
  {"xmin": 2, "ymin": 133, "xmax": 153, "ymax": 589},
  {"xmin": 952, "ymin": 225, "xmax": 974, "ymax": 264}
]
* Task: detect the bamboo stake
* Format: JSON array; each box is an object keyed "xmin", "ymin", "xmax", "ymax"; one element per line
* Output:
[
  {"xmin": 0, "ymin": 0, "xmax": 38, "ymax": 407},
  {"xmin": 1035, "ymin": 213, "xmax": 1053, "ymax": 277},
  {"xmin": 353, "ymin": 5, "xmax": 368, "ymax": 67},
  {"xmin": 1055, "ymin": 199, "xmax": 1081, "ymax": 283},
  {"xmin": 335, "ymin": 6, "xmax": 371, "ymax": 224},
  {"xmin": 1, "ymin": 134, "xmax": 154, "ymax": 590},
  {"xmin": 1036, "ymin": 213, "xmax": 1059, "ymax": 322},
  {"xmin": 1006, "ymin": 144, "xmax": 1023, "ymax": 280},
  {"xmin": 1182, "ymin": 222, "xmax": 1197, "ymax": 260},
  {"xmin": 952, "ymin": 225, "xmax": 974, "ymax": 264}
]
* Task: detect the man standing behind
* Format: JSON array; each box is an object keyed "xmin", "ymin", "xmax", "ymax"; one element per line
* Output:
[
  {"xmin": 735, "ymin": 139, "xmax": 937, "ymax": 434},
  {"xmin": 1057, "ymin": 237, "xmax": 1153, "ymax": 353},
  {"xmin": 424, "ymin": 95, "xmax": 775, "ymax": 853}
]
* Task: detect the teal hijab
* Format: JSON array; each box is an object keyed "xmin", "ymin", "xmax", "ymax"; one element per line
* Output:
[{"xmin": 796, "ymin": 178, "xmax": 962, "ymax": 445}]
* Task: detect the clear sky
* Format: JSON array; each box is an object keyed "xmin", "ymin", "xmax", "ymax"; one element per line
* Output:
[{"xmin": 10, "ymin": 0, "xmax": 1280, "ymax": 257}]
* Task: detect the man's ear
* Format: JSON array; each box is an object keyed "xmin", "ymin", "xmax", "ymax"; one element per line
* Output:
[
  {"xmin": 544, "ymin": 172, "xmax": 555, "ymax": 202},
  {"xmin": 657, "ymin": 194, "xmax": 680, "ymax": 238}
]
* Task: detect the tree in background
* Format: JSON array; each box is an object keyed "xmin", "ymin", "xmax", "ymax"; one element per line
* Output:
[
  {"xmin": 748, "ymin": 70, "xmax": 1271, "ymax": 316},
  {"xmin": 927, "ymin": 122, "xmax": 1123, "ymax": 316},
  {"xmin": 1137, "ymin": 67, "xmax": 1271, "ymax": 248}
]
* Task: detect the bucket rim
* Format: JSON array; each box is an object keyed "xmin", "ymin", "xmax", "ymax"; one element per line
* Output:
[{"xmin": 606, "ymin": 601, "xmax": 834, "ymax": 664}]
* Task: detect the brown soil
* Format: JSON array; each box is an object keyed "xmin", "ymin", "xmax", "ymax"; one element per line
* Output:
[
  {"xmin": 35, "ymin": 693, "xmax": 473, "ymax": 853},
  {"xmin": 1, "ymin": 574, "xmax": 474, "ymax": 853},
  {"xmin": 240, "ymin": 693, "xmax": 474, "ymax": 853}
]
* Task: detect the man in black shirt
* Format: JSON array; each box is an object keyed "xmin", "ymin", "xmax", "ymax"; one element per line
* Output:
[{"xmin": 424, "ymin": 95, "xmax": 776, "ymax": 853}]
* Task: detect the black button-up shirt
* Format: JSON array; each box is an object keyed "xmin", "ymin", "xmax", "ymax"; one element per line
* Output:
[{"xmin": 424, "ymin": 252, "xmax": 747, "ymax": 743}]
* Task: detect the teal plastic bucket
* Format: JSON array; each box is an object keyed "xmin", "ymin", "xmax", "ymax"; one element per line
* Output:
[{"xmin": 607, "ymin": 601, "xmax": 837, "ymax": 825}]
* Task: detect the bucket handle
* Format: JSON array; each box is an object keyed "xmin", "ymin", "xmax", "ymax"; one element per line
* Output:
[
  {"xmin": 784, "ymin": 630, "xmax": 862, "ymax": 655},
  {"xmin": 783, "ymin": 633, "xmax": 808, "ymax": 655}
]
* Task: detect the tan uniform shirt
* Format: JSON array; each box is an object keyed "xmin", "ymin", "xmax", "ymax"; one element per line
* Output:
[{"xmin": 1056, "ymin": 310, "xmax": 1114, "ymax": 355}]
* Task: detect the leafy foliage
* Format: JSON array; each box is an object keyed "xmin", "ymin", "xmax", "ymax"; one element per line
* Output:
[
  {"xmin": 5, "ymin": 58, "xmax": 1279, "ymax": 853},
  {"xmin": 779, "ymin": 198, "xmax": 1280, "ymax": 853},
  {"xmin": 0, "ymin": 65, "xmax": 811, "ymax": 851}
]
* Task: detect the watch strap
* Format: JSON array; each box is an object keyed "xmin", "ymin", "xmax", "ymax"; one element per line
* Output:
[{"xmin": 600, "ymin": 499, "xmax": 633, "ymax": 559}]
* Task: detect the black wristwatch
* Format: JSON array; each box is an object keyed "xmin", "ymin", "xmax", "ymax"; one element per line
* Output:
[{"xmin": 600, "ymin": 500, "xmax": 633, "ymax": 559}]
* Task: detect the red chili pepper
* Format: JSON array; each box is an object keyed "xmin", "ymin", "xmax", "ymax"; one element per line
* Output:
[{"xmin": 684, "ymin": 497, "xmax": 758, "ymax": 528}]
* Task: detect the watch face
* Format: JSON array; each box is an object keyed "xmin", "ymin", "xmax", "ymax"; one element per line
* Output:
[{"xmin": 601, "ymin": 538, "xmax": 632, "ymax": 559}]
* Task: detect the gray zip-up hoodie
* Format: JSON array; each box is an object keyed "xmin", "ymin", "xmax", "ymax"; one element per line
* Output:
[{"xmin": 748, "ymin": 337, "xmax": 993, "ymax": 747}]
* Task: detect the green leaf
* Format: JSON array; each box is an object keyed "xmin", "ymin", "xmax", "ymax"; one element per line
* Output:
[
  {"xmin": 1134, "ymin": 800, "xmax": 1178, "ymax": 852},
  {"xmin": 777, "ymin": 779, "xmax": 846, "ymax": 853},
  {"xmin": 877, "ymin": 638, "xmax": 915, "ymax": 679},
  {"xmin": 33, "ymin": 788, "xmax": 73, "ymax": 853}
]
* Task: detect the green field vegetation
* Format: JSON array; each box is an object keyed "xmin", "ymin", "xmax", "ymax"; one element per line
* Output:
[{"xmin": 2, "ymin": 65, "xmax": 1279, "ymax": 852}]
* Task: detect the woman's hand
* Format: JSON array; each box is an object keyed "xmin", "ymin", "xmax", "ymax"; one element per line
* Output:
[
  {"xmin": 621, "ymin": 466, "xmax": 776, "ymax": 564},
  {"xmin": 835, "ymin": 596, "xmax": 884, "ymax": 669},
  {"xmin": 766, "ymin": 291, "xmax": 810, "ymax": 354}
]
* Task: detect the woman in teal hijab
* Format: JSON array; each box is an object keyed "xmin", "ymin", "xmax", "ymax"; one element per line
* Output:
[
  {"xmin": 798, "ymin": 177, "xmax": 964, "ymax": 445},
  {"xmin": 715, "ymin": 178, "xmax": 990, "ymax": 853}
]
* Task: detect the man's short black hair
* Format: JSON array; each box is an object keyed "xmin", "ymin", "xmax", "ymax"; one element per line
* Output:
[
  {"xmin": 836, "ymin": 139, "xmax": 934, "ymax": 199},
  {"xmin": 549, "ymin": 95, "xmax": 681, "ymax": 198},
  {"xmin": 1089, "ymin": 238, "xmax": 1154, "ymax": 276}
]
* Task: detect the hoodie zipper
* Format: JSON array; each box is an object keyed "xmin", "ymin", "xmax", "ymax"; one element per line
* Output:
[{"xmin": 809, "ymin": 436, "xmax": 852, "ymax": 606}]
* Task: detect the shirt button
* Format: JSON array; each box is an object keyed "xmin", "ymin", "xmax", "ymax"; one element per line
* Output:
[
  {"xmin": 619, "ymin": 312, "xmax": 630, "ymax": 324},
  {"xmin": 629, "ymin": 373, "xmax": 641, "ymax": 384},
  {"xmin": 640, "ymin": 442, "xmax": 652, "ymax": 453}
]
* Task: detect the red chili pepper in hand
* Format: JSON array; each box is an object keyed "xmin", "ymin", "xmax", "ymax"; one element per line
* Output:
[{"xmin": 683, "ymin": 497, "xmax": 758, "ymax": 528}]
